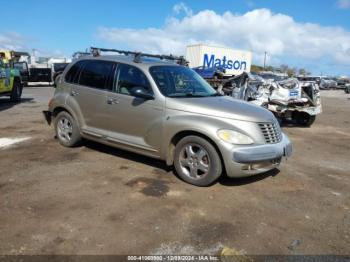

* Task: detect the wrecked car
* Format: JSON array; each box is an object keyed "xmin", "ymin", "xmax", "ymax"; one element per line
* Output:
[{"xmin": 210, "ymin": 72, "xmax": 321, "ymax": 127}]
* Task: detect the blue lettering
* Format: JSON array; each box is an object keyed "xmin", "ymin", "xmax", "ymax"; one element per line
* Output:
[
  {"xmin": 222, "ymin": 56, "xmax": 227, "ymax": 68},
  {"xmin": 233, "ymin": 61, "xmax": 240, "ymax": 70},
  {"xmin": 227, "ymin": 60, "xmax": 233, "ymax": 70},
  {"xmin": 214, "ymin": 58, "xmax": 221, "ymax": 67},
  {"xmin": 203, "ymin": 54, "xmax": 215, "ymax": 68},
  {"xmin": 202, "ymin": 54, "xmax": 248, "ymax": 71}
]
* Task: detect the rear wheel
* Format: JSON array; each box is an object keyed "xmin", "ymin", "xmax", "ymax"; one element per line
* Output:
[
  {"xmin": 10, "ymin": 80, "xmax": 22, "ymax": 102},
  {"xmin": 174, "ymin": 136, "xmax": 222, "ymax": 186},
  {"xmin": 54, "ymin": 111, "xmax": 81, "ymax": 147}
]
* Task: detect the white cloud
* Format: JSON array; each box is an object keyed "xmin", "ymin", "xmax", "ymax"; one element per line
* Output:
[
  {"xmin": 173, "ymin": 2, "xmax": 193, "ymax": 16},
  {"xmin": 0, "ymin": 32, "xmax": 68, "ymax": 60},
  {"xmin": 0, "ymin": 32, "xmax": 27, "ymax": 50},
  {"xmin": 337, "ymin": 0, "xmax": 350, "ymax": 9},
  {"xmin": 97, "ymin": 6, "xmax": 350, "ymax": 71}
]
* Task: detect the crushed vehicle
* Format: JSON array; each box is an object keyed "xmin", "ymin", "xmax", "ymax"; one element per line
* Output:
[
  {"xmin": 43, "ymin": 47, "xmax": 292, "ymax": 187},
  {"xmin": 210, "ymin": 72, "xmax": 321, "ymax": 127}
]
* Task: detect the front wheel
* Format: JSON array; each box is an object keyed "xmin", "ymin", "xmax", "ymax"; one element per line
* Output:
[
  {"xmin": 54, "ymin": 111, "xmax": 81, "ymax": 147},
  {"xmin": 174, "ymin": 136, "xmax": 222, "ymax": 186},
  {"xmin": 293, "ymin": 112, "xmax": 316, "ymax": 127},
  {"xmin": 10, "ymin": 81, "xmax": 22, "ymax": 102}
]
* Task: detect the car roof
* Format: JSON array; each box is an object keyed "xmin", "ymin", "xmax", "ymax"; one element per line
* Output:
[{"xmin": 75, "ymin": 54, "xmax": 182, "ymax": 70}]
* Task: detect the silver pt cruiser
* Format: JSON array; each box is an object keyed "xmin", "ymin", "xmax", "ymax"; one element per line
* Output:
[{"xmin": 43, "ymin": 49, "xmax": 292, "ymax": 186}]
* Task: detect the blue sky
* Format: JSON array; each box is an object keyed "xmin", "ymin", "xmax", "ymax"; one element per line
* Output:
[{"xmin": 1, "ymin": 0, "xmax": 350, "ymax": 75}]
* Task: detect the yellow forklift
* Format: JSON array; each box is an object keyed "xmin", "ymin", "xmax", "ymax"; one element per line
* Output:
[{"xmin": 0, "ymin": 50, "xmax": 27, "ymax": 101}]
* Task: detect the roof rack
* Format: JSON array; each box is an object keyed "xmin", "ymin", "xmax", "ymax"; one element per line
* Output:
[
  {"xmin": 72, "ymin": 51, "xmax": 91, "ymax": 59},
  {"xmin": 90, "ymin": 47, "xmax": 188, "ymax": 66}
]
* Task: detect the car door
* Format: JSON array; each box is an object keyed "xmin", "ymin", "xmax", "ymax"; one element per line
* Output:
[
  {"xmin": 103, "ymin": 63, "xmax": 165, "ymax": 154},
  {"xmin": 14, "ymin": 62, "xmax": 29, "ymax": 83},
  {"xmin": 66, "ymin": 59, "xmax": 115, "ymax": 134}
]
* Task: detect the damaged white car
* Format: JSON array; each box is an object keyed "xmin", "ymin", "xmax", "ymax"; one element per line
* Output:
[{"xmin": 212, "ymin": 72, "xmax": 322, "ymax": 127}]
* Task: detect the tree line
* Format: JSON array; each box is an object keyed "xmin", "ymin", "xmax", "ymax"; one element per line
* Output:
[{"xmin": 251, "ymin": 64, "xmax": 311, "ymax": 77}]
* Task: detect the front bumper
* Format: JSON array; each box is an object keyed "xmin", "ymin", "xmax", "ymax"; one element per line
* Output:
[
  {"xmin": 222, "ymin": 133, "xmax": 292, "ymax": 177},
  {"xmin": 42, "ymin": 110, "xmax": 52, "ymax": 125},
  {"xmin": 268, "ymin": 104, "xmax": 322, "ymax": 116}
]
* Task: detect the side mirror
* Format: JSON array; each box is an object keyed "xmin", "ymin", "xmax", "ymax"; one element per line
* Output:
[{"xmin": 130, "ymin": 86, "xmax": 154, "ymax": 100}]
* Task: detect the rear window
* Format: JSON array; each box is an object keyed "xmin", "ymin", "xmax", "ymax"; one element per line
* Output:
[
  {"xmin": 78, "ymin": 60, "xmax": 115, "ymax": 90},
  {"xmin": 65, "ymin": 61, "xmax": 84, "ymax": 84}
]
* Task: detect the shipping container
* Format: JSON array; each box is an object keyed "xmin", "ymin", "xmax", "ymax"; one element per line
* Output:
[{"xmin": 186, "ymin": 44, "xmax": 252, "ymax": 76}]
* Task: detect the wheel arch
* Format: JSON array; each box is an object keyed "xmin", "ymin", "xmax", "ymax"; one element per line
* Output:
[
  {"xmin": 52, "ymin": 106, "xmax": 72, "ymax": 117},
  {"xmin": 166, "ymin": 130, "xmax": 225, "ymax": 173}
]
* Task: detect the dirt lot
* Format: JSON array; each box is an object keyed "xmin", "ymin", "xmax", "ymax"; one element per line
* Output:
[{"xmin": 0, "ymin": 87, "xmax": 349, "ymax": 255}]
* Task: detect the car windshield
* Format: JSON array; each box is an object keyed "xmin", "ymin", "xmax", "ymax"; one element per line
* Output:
[{"xmin": 149, "ymin": 66, "xmax": 219, "ymax": 97}]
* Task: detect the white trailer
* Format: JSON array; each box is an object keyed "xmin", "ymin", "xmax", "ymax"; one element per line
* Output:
[{"xmin": 186, "ymin": 44, "xmax": 252, "ymax": 76}]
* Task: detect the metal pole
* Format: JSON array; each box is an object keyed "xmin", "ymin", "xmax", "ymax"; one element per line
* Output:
[{"xmin": 263, "ymin": 51, "xmax": 267, "ymax": 69}]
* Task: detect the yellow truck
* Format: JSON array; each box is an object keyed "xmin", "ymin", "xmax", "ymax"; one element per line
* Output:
[{"xmin": 0, "ymin": 50, "xmax": 23, "ymax": 101}]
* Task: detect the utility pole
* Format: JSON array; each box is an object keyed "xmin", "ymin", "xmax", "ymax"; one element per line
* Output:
[{"xmin": 263, "ymin": 51, "xmax": 267, "ymax": 70}]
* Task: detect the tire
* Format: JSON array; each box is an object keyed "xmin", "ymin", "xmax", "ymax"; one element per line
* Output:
[
  {"xmin": 273, "ymin": 113, "xmax": 283, "ymax": 126},
  {"xmin": 10, "ymin": 80, "xmax": 22, "ymax": 102},
  {"xmin": 294, "ymin": 112, "xmax": 316, "ymax": 127},
  {"xmin": 174, "ymin": 135, "xmax": 222, "ymax": 186},
  {"xmin": 54, "ymin": 111, "xmax": 81, "ymax": 147}
]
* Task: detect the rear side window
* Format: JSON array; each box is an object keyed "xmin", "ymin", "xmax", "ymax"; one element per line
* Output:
[
  {"xmin": 65, "ymin": 61, "xmax": 84, "ymax": 84},
  {"xmin": 116, "ymin": 63, "xmax": 152, "ymax": 95},
  {"xmin": 79, "ymin": 60, "xmax": 115, "ymax": 90}
]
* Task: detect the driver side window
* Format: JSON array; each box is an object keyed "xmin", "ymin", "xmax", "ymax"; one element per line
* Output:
[{"xmin": 115, "ymin": 64, "xmax": 152, "ymax": 96}]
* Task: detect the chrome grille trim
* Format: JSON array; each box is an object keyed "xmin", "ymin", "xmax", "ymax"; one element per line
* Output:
[{"xmin": 258, "ymin": 122, "xmax": 282, "ymax": 144}]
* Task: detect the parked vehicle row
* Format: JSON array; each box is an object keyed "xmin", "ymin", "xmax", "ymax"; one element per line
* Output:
[{"xmin": 1, "ymin": 49, "xmax": 70, "ymax": 86}]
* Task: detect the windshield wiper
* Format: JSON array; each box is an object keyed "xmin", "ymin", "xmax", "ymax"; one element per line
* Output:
[
  {"xmin": 209, "ymin": 92, "xmax": 223, "ymax": 97},
  {"xmin": 168, "ymin": 93, "xmax": 206, "ymax": 98},
  {"xmin": 168, "ymin": 91, "xmax": 221, "ymax": 98}
]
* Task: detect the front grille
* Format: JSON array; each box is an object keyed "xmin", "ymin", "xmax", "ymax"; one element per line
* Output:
[{"xmin": 259, "ymin": 122, "xmax": 282, "ymax": 144}]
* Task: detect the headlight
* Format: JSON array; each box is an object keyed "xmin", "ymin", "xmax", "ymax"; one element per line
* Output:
[{"xmin": 217, "ymin": 129, "xmax": 254, "ymax": 145}]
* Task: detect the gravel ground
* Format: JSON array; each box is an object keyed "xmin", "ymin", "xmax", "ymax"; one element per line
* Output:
[{"xmin": 0, "ymin": 87, "xmax": 349, "ymax": 255}]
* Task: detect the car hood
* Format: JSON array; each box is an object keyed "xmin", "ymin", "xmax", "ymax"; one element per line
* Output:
[{"xmin": 166, "ymin": 96, "xmax": 276, "ymax": 123}]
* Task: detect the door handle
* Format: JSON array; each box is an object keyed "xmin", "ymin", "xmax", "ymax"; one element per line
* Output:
[
  {"xmin": 107, "ymin": 97, "xmax": 119, "ymax": 105},
  {"xmin": 70, "ymin": 90, "xmax": 79, "ymax": 96}
]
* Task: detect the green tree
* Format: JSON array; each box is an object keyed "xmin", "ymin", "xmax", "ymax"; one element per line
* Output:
[
  {"xmin": 287, "ymin": 67, "xmax": 297, "ymax": 77},
  {"xmin": 280, "ymin": 64, "xmax": 289, "ymax": 73}
]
